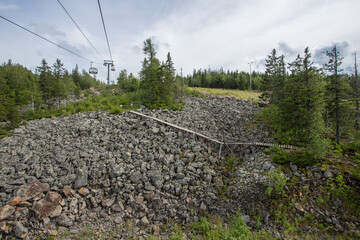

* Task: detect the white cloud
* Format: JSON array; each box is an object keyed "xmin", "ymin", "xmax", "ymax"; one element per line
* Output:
[{"xmin": 1, "ymin": 0, "xmax": 359, "ymax": 80}]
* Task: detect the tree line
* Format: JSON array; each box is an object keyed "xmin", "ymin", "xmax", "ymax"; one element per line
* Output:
[
  {"xmin": 184, "ymin": 68, "xmax": 263, "ymax": 90},
  {"xmin": 0, "ymin": 59, "xmax": 100, "ymax": 126},
  {"xmin": 261, "ymin": 46, "xmax": 359, "ymax": 155}
]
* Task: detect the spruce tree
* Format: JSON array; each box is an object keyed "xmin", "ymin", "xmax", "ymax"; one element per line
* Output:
[
  {"xmin": 53, "ymin": 59, "xmax": 65, "ymax": 109},
  {"xmin": 140, "ymin": 38, "xmax": 176, "ymax": 108},
  {"xmin": 261, "ymin": 49, "xmax": 286, "ymax": 104},
  {"xmin": 354, "ymin": 53, "xmax": 359, "ymax": 131},
  {"xmin": 323, "ymin": 46, "xmax": 351, "ymax": 144},
  {"xmin": 284, "ymin": 47, "xmax": 327, "ymax": 155},
  {"xmin": 37, "ymin": 59, "xmax": 56, "ymax": 106}
]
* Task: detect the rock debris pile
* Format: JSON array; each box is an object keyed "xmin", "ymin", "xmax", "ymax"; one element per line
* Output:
[
  {"xmin": 0, "ymin": 96, "xmax": 273, "ymax": 239},
  {"xmin": 140, "ymin": 96, "xmax": 273, "ymax": 143}
]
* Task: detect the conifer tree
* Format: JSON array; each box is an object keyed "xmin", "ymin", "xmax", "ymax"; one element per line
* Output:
[
  {"xmin": 354, "ymin": 53, "xmax": 359, "ymax": 131},
  {"xmin": 140, "ymin": 38, "xmax": 176, "ymax": 108},
  {"xmin": 323, "ymin": 46, "xmax": 351, "ymax": 144},
  {"xmin": 37, "ymin": 59, "xmax": 56, "ymax": 106},
  {"xmin": 261, "ymin": 49, "xmax": 286, "ymax": 104},
  {"xmin": 284, "ymin": 47, "xmax": 327, "ymax": 155},
  {"xmin": 53, "ymin": 59, "xmax": 65, "ymax": 109}
]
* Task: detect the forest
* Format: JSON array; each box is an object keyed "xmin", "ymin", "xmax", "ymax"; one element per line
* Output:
[
  {"xmin": 184, "ymin": 68, "xmax": 263, "ymax": 90},
  {"xmin": 0, "ymin": 58, "xmax": 100, "ymax": 127}
]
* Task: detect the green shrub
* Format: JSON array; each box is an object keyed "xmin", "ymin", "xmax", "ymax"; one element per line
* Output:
[
  {"xmin": 264, "ymin": 145, "xmax": 281, "ymax": 155},
  {"xmin": 326, "ymin": 174, "xmax": 360, "ymax": 216},
  {"xmin": 266, "ymin": 167, "xmax": 288, "ymax": 196},
  {"xmin": 271, "ymin": 150, "xmax": 318, "ymax": 167},
  {"xmin": 353, "ymin": 157, "xmax": 360, "ymax": 181},
  {"xmin": 221, "ymin": 213, "xmax": 252, "ymax": 240},
  {"xmin": 342, "ymin": 141, "xmax": 360, "ymax": 154}
]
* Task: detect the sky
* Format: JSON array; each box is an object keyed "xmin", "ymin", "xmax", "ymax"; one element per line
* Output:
[{"xmin": 0, "ymin": 0, "xmax": 359, "ymax": 83}]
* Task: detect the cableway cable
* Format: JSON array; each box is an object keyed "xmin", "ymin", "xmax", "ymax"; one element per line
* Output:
[
  {"xmin": 97, "ymin": 0, "xmax": 113, "ymax": 61},
  {"xmin": 56, "ymin": 0, "xmax": 105, "ymax": 59},
  {"xmin": 0, "ymin": 15, "xmax": 92, "ymax": 63}
]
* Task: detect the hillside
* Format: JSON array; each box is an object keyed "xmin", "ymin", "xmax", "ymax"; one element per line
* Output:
[{"xmin": 0, "ymin": 94, "xmax": 359, "ymax": 239}]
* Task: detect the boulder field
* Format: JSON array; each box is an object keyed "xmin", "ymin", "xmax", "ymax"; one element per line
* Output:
[{"xmin": 0, "ymin": 96, "xmax": 275, "ymax": 239}]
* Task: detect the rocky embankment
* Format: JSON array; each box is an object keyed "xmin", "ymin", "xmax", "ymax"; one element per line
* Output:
[
  {"xmin": 0, "ymin": 96, "xmax": 275, "ymax": 239},
  {"xmin": 140, "ymin": 96, "xmax": 274, "ymax": 143}
]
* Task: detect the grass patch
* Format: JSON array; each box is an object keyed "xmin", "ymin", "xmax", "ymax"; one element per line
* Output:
[
  {"xmin": 23, "ymin": 91, "xmax": 141, "ymax": 121},
  {"xmin": 189, "ymin": 87, "xmax": 261, "ymax": 100}
]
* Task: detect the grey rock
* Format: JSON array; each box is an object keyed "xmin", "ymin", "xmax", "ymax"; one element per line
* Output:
[
  {"xmin": 13, "ymin": 222, "xmax": 28, "ymax": 239},
  {"xmin": 261, "ymin": 211, "xmax": 270, "ymax": 225},
  {"xmin": 262, "ymin": 162, "xmax": 271, "ymax": 171},
  {"xmin": 290, "ymin": 162, "xmax": 298, "ymax": 172},
  {"xmin": 70, "ymin": 229, "xmax": 79, "ymax": 234},
  {"xmin": 331, "ymin": 217, "xmax": 338, "ymax": 225},
  {"xmin": 0, "ymin": 204, "xmax": 15, "ymax": 221},
  {"xmin": 56, "ymin": 213, "xmax": 73, "ymax": 227},
  {"xmin": 114, "ymin": 216, "xmax": 123, "ymax": 224},
  {"xmin": 130, "ymin": 171, "xmax": 142, "ymax": 184},
  {"xmin": 152, "ymin": 127, "xmax": 159, "ymax": 134},
  {"xmin": 241, "ymin": 215, "xmax": 251, "ymax": 224},
  {"xmin": 335, "ymin": 223, "xmax": 344, "ymax": 232},
  {"xmin": 324, "ymin": 169, "xmax": 333, "ymax": 178},
  {"xmin": 74, "ymin": 168, "xmax": 88, "ymax": 189}
]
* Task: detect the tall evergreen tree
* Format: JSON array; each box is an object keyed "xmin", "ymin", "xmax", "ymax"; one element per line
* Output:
[
  {"xmin": 284, "ymin": 47, "xmax": 327, "ymax": 155},
  {"xmin": 53, "ymin": 59, "xmax": 66, "ymax": 109},
  {"xmin": 261, "ymin": 49, "xmax": 286, "ymax": 104},
  {"xmin": 140, "ymin": 38, "xmax": 167, "ymax": 108},
  {"xmin": 354, "ymin": 53, "xmax": 359, "ymax": 131},
  {"xmin": 37, "ymin": 59, "xmax": 57, "ymax": 105},
  {"xmin": 323, "ymin": 46, "xmax": 351, "ymax": 144}
]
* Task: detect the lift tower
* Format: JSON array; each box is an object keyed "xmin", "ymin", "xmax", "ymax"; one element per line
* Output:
[{"xmin": 104, "ymin": 60, "xmax": 115, "ymax": 85}]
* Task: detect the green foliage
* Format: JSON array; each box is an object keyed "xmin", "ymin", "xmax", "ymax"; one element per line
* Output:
[
  {"xmin": 323, "ymin": 46, "xmax": 353, "ymax": 145},
  {"xmin": 190, "ymin": 213, "xmax": 253, "ymax": 240},
  {"xmin": 265, "ymin": 167, "xmax": 288, "ymax": 196},
  {"xmin": 353, "ymin": 158, "xmax": 360, "ymax": 181},
  {"xmin": 140, "ymin": 38, "xmax": 181, "ymax": 109},
  {"xmin": 184, "ymin": 86, "xmax": 206, "ymax": 98},
  {"xmin": 224, "ymin": 156, "xmax": 237, "ymax": 172},
  {"xmin": 264, "ymin": 145, "xmax": 281, "ymax": 155},
  {"xmin": 221, "ymin": 213, "xmax": 253, "ymax": 240},
  {"xmin": 170, "ymin": 224, "xmax": 185, "ymax": 240},
  {"xmin": 271, "ymin": 150, "xmax": 318, "ymax": 167},
  {"xmin": 325, "ymin": 174, "xmax": 360, "ymax": 216},
  {"xmin": 117, "ymin": 70, "xmax": 140, "ymax": 92},
  {"xmin": 23, "ymin": 91, "xmax": 140, "ymax": 121},
  {"xmin": 185, "ymin": 68, "xmax": 263, "ymax": 91}
]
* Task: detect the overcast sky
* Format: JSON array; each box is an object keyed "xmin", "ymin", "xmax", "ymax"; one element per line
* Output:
[{"xmin": 1, "ymin": 0, "xmax": 359, "ymax": 83}]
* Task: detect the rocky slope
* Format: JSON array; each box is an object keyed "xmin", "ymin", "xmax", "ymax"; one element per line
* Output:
[{"xmin": 0, "ymin": 96, "xmax": 276, "ymax": 239}]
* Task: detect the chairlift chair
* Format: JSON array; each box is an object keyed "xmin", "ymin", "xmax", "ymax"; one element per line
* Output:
[
  {"xmin": 89, "ymin": 62, "xmax": 98, "ymax": 74},
  {"xmin": 89, "ymin": 67, "xmax": 98, "ymax": 74}
]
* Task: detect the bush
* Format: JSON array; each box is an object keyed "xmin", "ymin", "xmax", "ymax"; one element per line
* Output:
[
  {"xmin": 221, "ymin": 213, "xmax": 252, "ymax": 239},
  {"xmin": 266, "ymin": 167, "xmax": 288, "ymax": 196},
  {"xmin": 271, "ymin": 149, "xmax": 318, "ymax": 167}
]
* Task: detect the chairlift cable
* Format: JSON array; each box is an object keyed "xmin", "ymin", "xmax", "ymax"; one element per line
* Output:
[
  {"xmin": 56, "ymin": 0, "xmax": 105, "ymax": 59},
  {"xmin": 97, "ymin": 0, "xmax": 113, "ymax": 61},
  {"xmin": 0, "ymin": 15, "xmax": 92, "ymax": 63}
]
